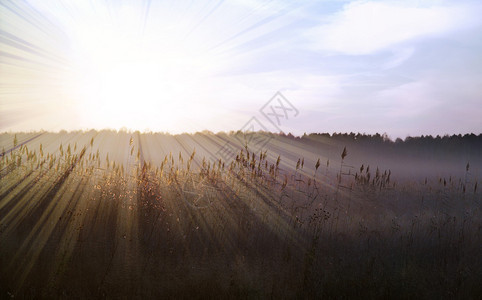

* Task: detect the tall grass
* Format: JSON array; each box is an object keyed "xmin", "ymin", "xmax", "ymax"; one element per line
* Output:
[{"xmin": 0, "ymin": 131, "xmax": 481, "ymax": 298}]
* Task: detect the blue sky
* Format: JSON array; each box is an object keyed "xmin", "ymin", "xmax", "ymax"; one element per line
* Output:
[{"xmin": 1, "ymin": 0, "xmax": 481, "ymax": 138}]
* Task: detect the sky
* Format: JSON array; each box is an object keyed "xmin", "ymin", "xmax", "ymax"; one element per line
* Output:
[{"xmin": 0, "ymin": 0, "xmax": 481, "ymax": 138}]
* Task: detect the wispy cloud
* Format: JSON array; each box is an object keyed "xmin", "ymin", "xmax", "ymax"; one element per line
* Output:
[
  {"xmin": 382, "ymin": 47, "xmax": 415, "ymax": 70},
  {"xmin": 306, "ymin": 1, "xmax": 481, "ymax": 55}
]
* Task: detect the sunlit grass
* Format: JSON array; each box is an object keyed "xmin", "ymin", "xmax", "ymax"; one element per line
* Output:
[{"xmin": 0, "ymin": 130, "xmax": 481, "ymax": 298}]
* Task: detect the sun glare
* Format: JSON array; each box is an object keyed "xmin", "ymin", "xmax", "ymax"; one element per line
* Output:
[{"xmin": 69, "ymin": 5, "xmax": 219, "ymax": 132}]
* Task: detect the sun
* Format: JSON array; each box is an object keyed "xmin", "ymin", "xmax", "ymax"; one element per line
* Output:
[{"xmin": 69, "ymin": 5, "xmax": 218, "ymax": 132}]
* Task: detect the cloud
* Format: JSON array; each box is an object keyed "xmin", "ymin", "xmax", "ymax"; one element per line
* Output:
[
  {"xmin": 382, "ymin": 47, "xmax": 415, "ymax": 70},
  {"xmin": 306, "ymin": 1, "xmax": 481, "ymax": 55}
]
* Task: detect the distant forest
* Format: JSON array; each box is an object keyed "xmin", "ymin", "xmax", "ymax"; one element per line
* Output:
[
  {"xmin": 285, "ymin": 132, "xmax": 481, "ymax": 157},
  {"xmin": 204, "ymin": 131, "xmax": 482, "ymax": 159}
]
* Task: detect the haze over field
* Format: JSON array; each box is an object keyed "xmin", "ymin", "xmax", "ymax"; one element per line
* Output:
[{"xmin": 1, "ymin": 131, "xmax": 481, "ymax": 181}]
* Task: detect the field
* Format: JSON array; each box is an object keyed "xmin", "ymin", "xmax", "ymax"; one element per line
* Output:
[{"xmin": 0, "ymin": 131, "xmax": 481, "ymax": 299}]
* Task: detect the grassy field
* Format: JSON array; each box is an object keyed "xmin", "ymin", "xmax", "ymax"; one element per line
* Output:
[{"xmin": 0, "ymin": 131, "xmax": 481, "ymax": 299}]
